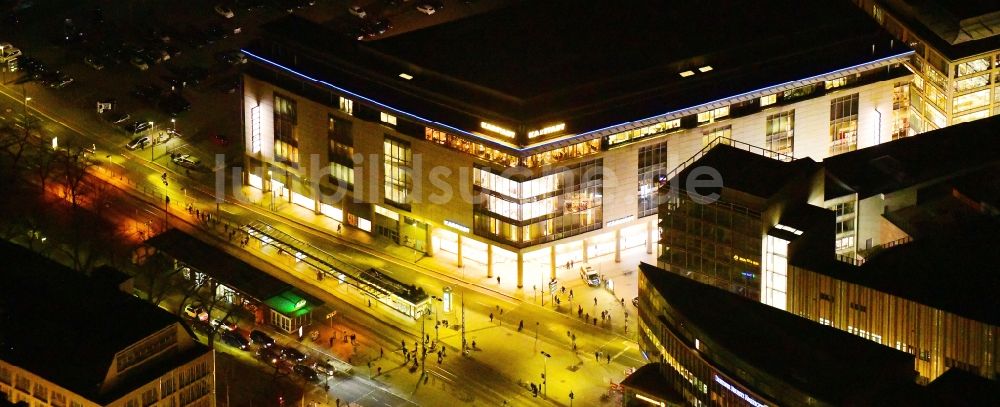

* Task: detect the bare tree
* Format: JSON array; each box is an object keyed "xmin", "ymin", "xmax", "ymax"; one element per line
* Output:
[{"xmin": 58, "ymin": 148, "xmax": 95, "ymax": 207}]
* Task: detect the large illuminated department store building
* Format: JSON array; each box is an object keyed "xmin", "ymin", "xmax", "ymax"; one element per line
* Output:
[{"xmin": 240, "ymin": 0, "xmax": 914, "ymax": 286}]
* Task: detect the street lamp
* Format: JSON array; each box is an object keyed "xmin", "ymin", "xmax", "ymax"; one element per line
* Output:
[
  {"xmin": 148, "ymin": 121, "xmax": 155, "ymax": 161},
  {"xmin": 540, "ymin": 351, "xmax": 551, "ymax": 398},
  {"xmin": 430, "ymin": 295, "xmax": 442, "ymax": 342}
]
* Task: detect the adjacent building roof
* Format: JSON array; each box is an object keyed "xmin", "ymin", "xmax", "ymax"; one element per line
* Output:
[
  {"xmin": 669, "ymin": 144, "xmax": 820, "ymax": 201},
  {"xmin": 251, "ymin": 0, "xmax": 908, "ymax": 140},
  {"xmin": 0, "ymin": 240, "xmax": 200, "ymax": 404},
  {"xmin": 878, "ymin": 0, "xmax": 1000, "ymax": 58},
  {"xmin": 823, "ymin": 114, "xmax": 1000, "ymax": 200},
  {"xmin": 144, "ymin": 229, "xmax": 323, "ymax": 310},
  {"xmin": 639, "ymin": 262, "xmax": 919, "ymax": 404}
]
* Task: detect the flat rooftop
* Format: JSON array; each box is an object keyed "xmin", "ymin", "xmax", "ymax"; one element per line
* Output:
[
  {"xmin": 879, "ymin": 0, "xmax": 1000, "ymax": 58},
  {"xmin": 0, "ymin": 240, "xmax": 202, "ymax": 403},
  {"xmin": 253, "ymin": 0, "xmax": 907, "ymax": 134},
  {"xmin": 823, "ymin": 114, "xmax": 1000, "ymax": 200},
  {"xmin": 667, "ymin": 144, "xmax": 820, "ymax": 201},
  {"xmin": 639, "ymin": 262, "xmax": 918, "ymax": 404}
]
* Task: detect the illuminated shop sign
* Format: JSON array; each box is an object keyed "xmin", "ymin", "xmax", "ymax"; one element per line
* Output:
[
  {"xmin": 733, "ymin": 254, "xmax": 760, "ymax": 266},
  {"xmin": 480, "ymin": 121, "xmax": 516, "ymax": 138},
  {"xmin": 714, "ymin": 376, "xmax": 768, "ymax": 407},
  {"xmin": 606, "ymin": 215, "xmax": 635, "ymax": 227},
  {"xmin": 444, "ymin": 220, "xmax": 470, "ymax": 233},
  {"xmin": 527, "ymin": 123, "xmax": 566, "ymax": 138}
]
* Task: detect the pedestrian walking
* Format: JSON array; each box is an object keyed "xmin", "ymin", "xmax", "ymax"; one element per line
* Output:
[
  {"xmin": 594, "ymin": 297, "xmax": 598, "ymax": 306},
  {"xmin": 380, "ymin": 347, "xmax": 384, "ymax": 358},
  {"xmin": 489, "ymin": 312, "xmax": 494, "ymax": 322},
  {"xmin": 607, "ymin": 354, "xmax": 611, "ymax": 364},
  {"xmin": 472, "ymin": 340, "xmax": 476, "ymax": 349},
  {"xmin": 329, "ymin": 337, "xmax": 334, "ymax": 347},
  {"xmin": 402, "ymin": 339, "xmax": 406, "ymax": 349},
  {"xmin": 368, "ymin": 299, "xmax": 371, "ymax": 307},
  {"xmin": 518, "ymin": 320, "xmax": 524, "ymax": 331},
  {"xmin": 595, "ymin": 351, "xmax": 599, "ymax": 361},
  {"xmin": 496, "ymin": 276, "xmax": 501, "ymax": 285},
  {"xmin": 593, "ymin": 317, "xmax": 598, "ymax": 325}
]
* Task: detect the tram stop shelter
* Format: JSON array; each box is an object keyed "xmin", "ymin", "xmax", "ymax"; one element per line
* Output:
[{"xmin": 142, "ymin": 228, "xmax": 323, "ymax": 334}]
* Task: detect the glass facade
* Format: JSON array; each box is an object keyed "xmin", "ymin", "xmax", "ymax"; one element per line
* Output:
[
  {"xmin": 328, "ymin": 115, "xmax": 354, "ymax": 189},
  {"xmin": 273, "ymin": 93, "xmax": 298, "ymax": 165},
  {"xmin": 829, "ymin": 94, "xmax": 859, "ymax": 155},
  {"xmin": 638, "ymin": 141, "xmax": 669, "ymax": 218},
  {"xmin": 523, "ymin": 139, "xmax": 601, "ymax": 168},
  {"xmin": 605, "ymin": 120, "xmax": 680, "ymax": 147},
  {"xmin": 383, "ymin": 136, "xmax": 412, "ymax": 210},
  {"xmin": 660, "ymin": 196, "xmax": 763, "ymax": 299},
  {"xmin": 473, "ymin": 159, "xmax": 603, "ymax": 246},
  {"xmin": 891, "ymin": 82, "xmax": 911, "ymax": 140},
  {"xmin": 424, "ymin": 128, "xmax": 520, "ymax": 167},
  {"xmin": 764, "ymin": 110, "xmax": 794, "ymax": 156}
]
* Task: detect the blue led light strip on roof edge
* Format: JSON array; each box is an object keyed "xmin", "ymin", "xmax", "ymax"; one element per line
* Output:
[{"xmin": 241, "ymin": 48, "xmax": 914, "ymax": 153}]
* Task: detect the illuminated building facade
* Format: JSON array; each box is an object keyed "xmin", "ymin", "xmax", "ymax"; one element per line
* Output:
[
  {"xmin": 0, "ymin": 242, "xmax": 215, "ymax": 407},
  {"xmin": 853, "ymin": 0, "xmax": 1000, "ymax": 130},
  {"xmin": 632, "ymin": 263, "xmax": 925, "ymax": 407},
  {"xmin": 656, "ymin": 116, "xmax": 1000, "ymax": 384},
  {"xmin": 241, "ymin": 0, "xmax": 913, "ymax": 286}
]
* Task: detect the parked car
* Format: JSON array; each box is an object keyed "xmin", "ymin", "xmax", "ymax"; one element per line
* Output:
[
  {"xmin": 281, "ymin": 346, "xmax": 307, "ymax": 362},
  {"xmin": 214, "ymin": 4, "xmax": 235, "ymax": 18},
  {"xmin": 348, "ymin": 5, "xmax": 366, "ymax": 18},
  {"xmin": 183, "ymin": 303, "xmax": 206, "ymax": 319},
  {"xmin": 171, "ymin": 154, "xmax": 201, "ymax": 169},
  {"xmin": 416, "ymin": 4, "xmax": 437, "ymax": 15},
  {"xmin": 579, "ymin": 263, "xmax": 600, "ymax": 287},
  {"xmin": 126, "ymin": 135, "xmax": 151, "ymax": 150},
  {"xmin": 83, "ymin": 55, "xmax": 105, "ymax": 70},
  {"xmin": 372, "ymin": 18, "xmax": 393, "ymax": 35},
  {"xmin": 220, "ymin": 331, "xmax": 250, "ymax": 350},
  {"xmin": 43, "ymin": 71, "xmax": 74, "ymax": 89},
  {"xmin": 130, "ymin": 56, "xmax": 149, "ymax": 71},
  {"xmin": 293, "ymin": 364, "xmax": 319, "ymax": 382},
  {"xmin": 210, "ymin": 318, "xmax": 238, "ymax": 332},
  {"xmin": 257, "ymin": 345, "xmax": 282, "ymax": 364},
  {"xmin": 123, "ymin": 121, "xmax": 152, "ymax": 134},
  {"xmin": 249, "ymin": 329, "xmax": 275, "ymax": 347}
]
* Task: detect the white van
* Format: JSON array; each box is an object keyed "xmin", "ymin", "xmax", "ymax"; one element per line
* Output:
[{"xmin": 579, "ymin": 264, "xmax": 600, "ymax": 287}]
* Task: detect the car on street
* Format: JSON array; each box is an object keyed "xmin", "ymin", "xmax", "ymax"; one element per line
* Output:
[
  {"xmin": 348, "ymin": 6, "xmax": 366, "ymax": 18},
  {"xmin": 293, "ymin": 364, "xmax": 319, "ymax": 382},
  {"xmin": 210, "ymin": 318, "xmax": 238, "ymax": 332},
  {"xmin": 250, "ymin": 329, "xmax": 275, "ymax": 347},
  {"xmin": 220, "ymin": 331, "xmax": 250, "ymax": 350},
  {"xmin": 126, "ymin": 135, "xmax": 151, "ymax": 150},
  {"xmin": 632, "ymin": 296, "xmax": 639, "ymax": 307},
  {"xmin": 183, "ymin": 303, "xmax": 205, "ymax": 318},
  {"xmin": 281, "ymin": 346, "xmax": 307, "ymax": 363},
  {"xmin": 214, "ymin": 4, "xmax": 235, "ymax": 18},
  {"xmin": 130, "ymin": 56, "xmax": 149, "ymax": 71},
  {"xmin": 43, "ymin": 71, "xmax": 74, "ymax": 89},
  {"xmin": 123, "ymin": 121, "xmax": 152, "ymax": 134},
  {"xmin": 372, "ymin": 18, "xmax": 393, "ymax": 36},
  {"xmin": 257, "ymin": 345, "xmax": 283, "ymax": 365},
  {"xmin": 579, "ymin": 263, "xmax": 600, "ymax": 287},
  {"xmin": 416, "ymin": 4, "xmax": 437, "ymax": 15},
  {"xmin": 83, "ymin": 55, "xmax": 105, "ymax": 70},
  {"xmin": 171, "ymin": 154, "xmax": 201, "ymax": 169}
]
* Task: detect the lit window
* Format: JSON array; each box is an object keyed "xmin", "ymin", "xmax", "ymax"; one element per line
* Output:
[
  {"xmin": 825, "ymin": 76, "xmax": 848, "ymax": 90},
  {"xmin": 339, "ymin": 97, "xmax": 353, "ymax": 115},
  {"xmin": 380, "ymin": 112, "xmax": 397, "ymax": 126},
  {"xmin": 697, "ymin": 106, "xmax": 729, "ymax": 124},
  {"xmin": 698, "ymin": 66, "xmax": 713, "ymax": 73},
  {"xmin": 398, "ymin": 73, "xmax": 413, "ymax": 80},
  {"xmin": 679, "ymin": 70, "xmax": 695, "ymax": 77},
  {"xmin": 760, "ymin": 94, "xmax": 777, "ymax": 107}
]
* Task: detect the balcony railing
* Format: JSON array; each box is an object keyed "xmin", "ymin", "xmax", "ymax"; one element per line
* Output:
[{"xmin": 662, "ymin": 137, "xmax": 793, "ymax": 188}]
